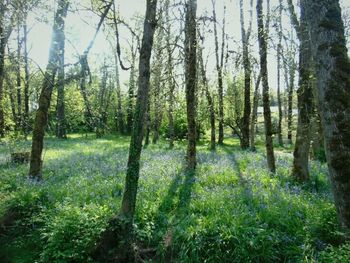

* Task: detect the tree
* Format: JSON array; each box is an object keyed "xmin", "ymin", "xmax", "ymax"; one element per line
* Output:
[
  {"xmin": 287, "ymin": 0, "xmax": 313, "ymax": 181},
  {"xmin": 250, "ymin": 72, "xmax": 261, "ymax": 151},
  {"xmin": 56, "ymin": 3, "xmax": 67, "ymax": 139},
  {"xmin": 185, "ymin": 0, "xmax": 197, "ymax": 170},
  {"xmin": 198, "ymin": 30, "xmax": 216, "ymax": 151},
  {"xmin": 276, "ymin": 0, "xmax": 283, "ymax": 146},
  {"xmin": 239, "ymin": 0, "xmax": 253, "ymax": 149},
  {"xmin": 257, "ymin": 0, "xmax": 275, "ymax": 173},
  {"xmin": 119, "ymin": 0, "xmax": 157, "ymax": 259},
  {"xmin": 29, "ymin": 0, "xmax": 69, "ymax": 180},
  {"xmin": 304, "ymin": 0, "xmax": 350, "ymax": 230},
  {"xmin": 0, "ymin": 0, "xmax": 15, "ymax": 137},
  {"xmin": 212, "ymin": 0, "xmax": 225, "ymax": 145},
  {"xmin": 165, "ymin": 0, "xmax": 176, "ymax": 149}
]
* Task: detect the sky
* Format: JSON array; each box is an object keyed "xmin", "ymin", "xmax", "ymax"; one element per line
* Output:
[{"xmin": 23, "ymin": 0, "xmax": 350, "ymax": 93}]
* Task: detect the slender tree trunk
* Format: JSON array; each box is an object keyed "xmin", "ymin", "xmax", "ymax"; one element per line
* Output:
[
  {"xmin": 0, "ymin": 6, "xmax": 6, "ymax": 138},
  {"xmin": 16, "ymin": 25, "xmax": 22, "ymax": 131},
  {"xmin": 127, "ymin": 49, "xmax": 136, "ymax": 135},
  {"xmin": 185, "ymin": 0, "xmax": 197, "ymax": 170},
  {"xmin": 257, "ymin": 0, "xmax": 276, "ymax": 173},
  {"xmin": 96, "ymin": 63, "xmax": 108, "ymax": 138},
  {"xmin": 23, "ymin": 17, "xmax": 30, "ymax": 137},
  {"xmin": 198, "ymin": 41, "xmax": 215, "ymax": 151},
  {"xmin": 250, "ymin": 73, "xmax": 261, "ymax": 151},
  {"xmin": 119, "ymin": 1, "xmax": 157, "ymax": 259},
  {"xmin": 165, "ymin": 0, "xmax": 175, "ymax": 149},
  {"xmin": 305, "ymin": 0, "xmax": 350, "ymax": 230},
  {"xmin": 287, "ymin": 63, "xmax": 295, "ymax": 144},
  {"xmin": 114, "ymin": 54, "xmax": 124, "ymax": 134},
  {"xmin": 29, "ymin": 0, "xmax": 69, "ymax": 180},
  {"xmin": 239, "ymin": 0, "xmax": 253, "ymax": 149},
  {"xmin": 56, "ymin": 13, "xmax": 67, "ymax": 139},
  {"xmin": 145, "ymin": 100, "xmax": 151, "ymax": 146},
  {"xmin": 276, "ymin": 0, "xmax": 283, "ymax": 146},
  {"xmin": 212, "ymin": 0, "xmax": 225, "ymax": 145},
  {"xmin": 292, "ymin": 1, "xmax": 313, "ymax": 181}
]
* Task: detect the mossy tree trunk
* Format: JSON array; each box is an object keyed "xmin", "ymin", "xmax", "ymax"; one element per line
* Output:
[
  {"xmin": 291, "ymin": 0, "xmax": 313, "ymax": 181},
  {"xmin": 119, "ymin": 0, "xmax": 157, "ymax": 259},
  {"xmin": 29, "ymin": 0, "xmax": 69, "ymax": 180},
  {"xmin": 185, "ymin": 0, "xmax": 197, "ymax": 170},
  {"xmin": 305, "ymin": 0, "xmax": 350, "ymax": 230},
  {"xmin": 257, "ymin": 0, "xmax": 276, "ymax": 173}
]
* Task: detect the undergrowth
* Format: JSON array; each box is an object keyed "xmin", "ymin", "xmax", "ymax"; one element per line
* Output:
[{"xmin": 0, "ymin": 134, "xmax": 348, "ymax": 262}]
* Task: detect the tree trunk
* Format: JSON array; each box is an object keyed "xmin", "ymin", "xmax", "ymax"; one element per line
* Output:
[
  {"xmin": 287, "ymin": 62, "xmax": 295, "ymax": 144},
  {"xmin": 29, "ymin": 0, "xmax": 69, "ymax": 180},
  {"xmin": 16, "ymin": 25, "xmax": 22, "ymax": 131},
  {"xmin": 212, "ymin": 0, "xmax": 225, "ymax": 145},
  {"xmin": 56, "ymin": 13, "xmax": 67, "ymax": 139},
  {"xmin": 119, "ymin": 0, "xmax": 157, "ymax": 259},
  {"xmin": 257, "ymin": 0, "xmax": 276, "ymax": 173},
  {"xmin": 0, "ymin": 6, "xmax": 6, "ymax": 138},
  {"xmin": 127, "ymin": 48, "xmax": 136, "ymax": 135},
  {"xmin": 165, "ymin": 0, "xmax": 175, "ymax": 149},
  {"xmin": 198, "ymin": 40, "xmax": 215, "ymax": 151},
  {"xmin": 292, "ymin": 0, "xmax": 313, "ymax": 181},
  {"xmin": 276, "ymin": 0, "xmax": 283, "ymax": 146},
  {"xmin": 239, "ymin": 0, "xmax": 253, "ymax": 149},
  {"xmin": 250, "ymin": 73, "xmax": 261, "ymax": 151},
  {"xmin": 23, "ymin": 17, "xmax": 30, "ymax": 137},
  {"xmin": 305, "ymin": 0, "xmax": 350, "ymax": 230},
  {"xmin": 145, "ymin": 100, "xmax": 151, "ymax": 146},
  {"xmin": 185, "ymin": 0, "xmax": 197, "ymax": 170},
  {"xmin": 114, "ymin": 54, "xmax": 124, "ymax": 134}
]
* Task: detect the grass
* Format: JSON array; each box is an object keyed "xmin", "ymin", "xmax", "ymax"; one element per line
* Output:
[{"xmin": 0, "ymin": 134, "xmax": 348, "ymax": 262}]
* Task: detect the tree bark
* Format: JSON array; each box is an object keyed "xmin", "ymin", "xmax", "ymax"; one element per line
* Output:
[
  {"xmin": 29, "ymin": 0, "xmax": 69, "ymax": 180},
  {"xmin": 119, "ymin": 0, "xmax": 157, "ymax": 259},
  {"xmin": 305, "ymin": 0, "xmax": 350, "ymax": 230},
  {"xmin": 185, "ymin": 0, "xmax": 197, "ymax": 170},
  {"xmin": 291, "ymin": 0, "xmax": 313, "ymax": 181},
  {"xmin": 257, "ymin": 0, "xmax": 276, "ymax": 173}
]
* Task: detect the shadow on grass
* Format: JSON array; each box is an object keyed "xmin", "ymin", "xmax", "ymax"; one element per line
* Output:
[
  {"xmin": 220, "ymin": 144, "xmax": 254, "ymax": 206},
  {"xmin": 149, "ymin": 166, "xmax": 196, "ymax": 262}
]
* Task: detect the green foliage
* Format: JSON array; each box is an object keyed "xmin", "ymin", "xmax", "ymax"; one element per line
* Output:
[{"xmin": 39, "ymin": 203, "xmax": 110, "ymax": 263}]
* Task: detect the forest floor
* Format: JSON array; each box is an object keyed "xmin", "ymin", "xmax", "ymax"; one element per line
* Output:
[{"xmin": 0, "ymin": 134, "xmax": 349, "ymax": 262}]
